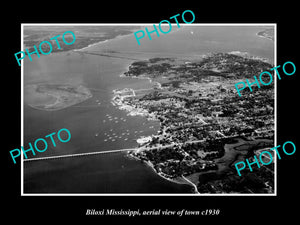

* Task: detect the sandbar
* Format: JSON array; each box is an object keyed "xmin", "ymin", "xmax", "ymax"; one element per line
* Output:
[{"xmin": 25, "ymin": 83, "xmax": 92, "ymax": 111}]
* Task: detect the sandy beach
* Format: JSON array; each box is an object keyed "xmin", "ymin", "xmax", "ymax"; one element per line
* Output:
[{"xmin": 127, "ymin": 152, "xmax": 196, "ymax": 192}]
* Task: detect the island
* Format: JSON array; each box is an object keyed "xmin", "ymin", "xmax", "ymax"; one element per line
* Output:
[
  {"xmin": 257, "ymin": 28, "xmax": 274, "ymax": 41},
  {"xmin": 113, "ymin": 53, "xmax": 275, "ymax": 194},
  {"xmin": 25, "ymin": 83, "xmax": 92, "ymax": 111}
]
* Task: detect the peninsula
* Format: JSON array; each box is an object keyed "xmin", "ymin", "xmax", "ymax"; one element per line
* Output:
[{"xmin": 113, "ymin": 53, "xmax": 275, "ymax": 194}]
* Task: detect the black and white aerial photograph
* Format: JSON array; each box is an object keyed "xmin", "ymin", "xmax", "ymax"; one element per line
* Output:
[
  {"xmin": 22, "ymin": 24, "xmax": 275, "ymax": 194},
  {"xmin": 4, "ymin": 3, "xmax": 299, "ymax": 224}
]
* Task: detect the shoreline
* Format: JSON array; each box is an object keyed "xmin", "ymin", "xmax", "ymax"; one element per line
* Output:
[
  {"xmin": 73, "ymin": 40, "xmax": 109, "ymax": 52},
  {"xmin": 111, "ymin": 69, "xmax": 197, "ymax": 191},
  {"xmin": 228, "ymin": 50, "xmax": 271, "ymax": 64},
  {"xmin": 127, "ymin": 152, "xmax": 197, "ymax": 193},
  {"xmin": 112, "ymin": 69, "xmax": 161, "ymax": 119},
  {"xmin": 72, "ymin": 29, "xmax": 141, "ymax": 53}
]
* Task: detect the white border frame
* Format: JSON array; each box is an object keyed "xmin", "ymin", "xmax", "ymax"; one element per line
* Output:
[{"xmin": 21, "ymin": 23, "xmax": 277, "ymax": 196}]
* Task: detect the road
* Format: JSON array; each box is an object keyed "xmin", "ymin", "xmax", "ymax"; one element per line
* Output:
[{"xmin": 181, "ymin": 175, "xmax": 200, "ymax": 194}]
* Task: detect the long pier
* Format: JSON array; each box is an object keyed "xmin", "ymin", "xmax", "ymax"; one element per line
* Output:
[
  {"xmin": 23, "ymin": 148, "xmax": 137, "ymax": 162},
  {"xmin": 22, "ymin": 143, "xmax": 174, "ymax": 162}
]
